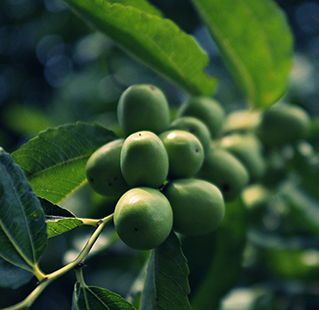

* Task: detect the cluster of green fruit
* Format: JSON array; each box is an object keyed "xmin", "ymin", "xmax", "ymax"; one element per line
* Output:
[{"xmin": 85, "ymin": 84, "xmax": 311, "ymax": 251}]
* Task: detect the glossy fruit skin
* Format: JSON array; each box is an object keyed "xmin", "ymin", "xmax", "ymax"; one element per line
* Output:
[
  {"xmin": 256, "ymin": 103, "xmax": 311, "ymax": 147},
  {"xmin": 220, "ymin": 133, "xmax": 266, "ymax": 181},
  {"xmin": 196, "ymin": 148, "xmax": 249, "ymax": 202},
  {"xmin": 113, "ymin": 187, "xmax": 173, "ymax": 250},
  {"xmin": 117, "ymin": 84, "xmax": 170, "ymax": 136},
  {"xmin": 85, "ymin": 139, "xmax": 130, "ymax": 197},
  {"xmin": 168, "ymin": 116, "xmax": 211, "ymax": 154},
  {"xmin": 159, "ymin": 130, "xmax": 204, "ymax": 179},
  {"xmin": 177, "ymin": 96, "xmax": 225, "ymax": 137},
  {"xmin": 120, "ymin": 131, "xmax": 169, "ymax": 188},
  {"xmin": 162, "ymin": 178, "xmax": 225, "ymax": 236}
]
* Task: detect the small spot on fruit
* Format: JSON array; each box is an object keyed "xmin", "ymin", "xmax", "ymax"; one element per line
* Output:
[
  {"xmin": 221, "ymin": 183, "xmax": 231, "ymax": 192},
  {"xmin": 134, "ymin": 228, "xmax": 138, "ymax": 232}
]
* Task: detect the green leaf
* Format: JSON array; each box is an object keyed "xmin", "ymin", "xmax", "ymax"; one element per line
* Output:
[
  {"xmin": 72, "ymin": 283, "xmax": 136, "ymax": 310},
  {"xmin": 0, "ymin": 148, "xmax": 47, "ymax": 284},
  {"xmin": 47, "ymin": 218, "xmax": 84, "ymax": 239},
  {"xmin": 0, "ymin": 257, "xmax": 34, "ymax": 289},
  {"xmin": 140, "ymin": 231, "xmax": 191, "ymax": 310},
  {"xmin": 61, "ymin": 0, "xmax": 217, "ymax": 96},
  {"xmin": 105, "ymin": 0, "xmax": 163, "ymax": 17},
  {"xmin": 40, "ymin": 197, "xmax": 76, "ymax": 218},
  {"xmin": 12, "ymin": 122, "xmax": 118, "ymax": 204},
  {"xmin": 191, "ymin": 0, "xmax": 294, "ymax": 108},
  {"xmin": 190, "ymin": 198, "xmax": 248, "ymax": 310}
]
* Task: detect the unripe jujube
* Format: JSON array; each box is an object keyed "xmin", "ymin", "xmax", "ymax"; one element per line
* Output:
[
  {"xmin": 163, "ymin": 178, "xmax": 225, "ymax": 236},
  {"xmin": 220, "ymin": 133, "xmax": 266, "ymax": 181},
  {"xmin": 197, "ymin": 148, "xmax": 249, "ymax": 202},
  {"xmin": 159, "ymin": 130, "xmax": 204, "ymax": 179},
  {"xmin": 114, "ymin": 187, "xmax": 173, "ymax": 250},
  {"xmin": 120, "ymin": 131, "xmax": 169, "ymax": 188},
  {"xmin": 256, "ymin": 103, "xmax": 311, "ymax": 147},
  {"xmin": 168, "ymin": 116, "xmax": 211, "ymax": 153},
  {"xmin": 117, "ymin": 84, "xmax": 170, "ymax": 136},
  {"xmin": 177, "ymin": 96, "xmax": 225, "ymax": 137},
  {"xmin": 85, "ymin": 139, "xmax": 130, "ymax": 197}
]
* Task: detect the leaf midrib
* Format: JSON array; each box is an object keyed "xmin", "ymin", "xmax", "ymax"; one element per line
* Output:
[{"xmin": 0, "ymin": 165, "xmax": 36, "ymax": 271}]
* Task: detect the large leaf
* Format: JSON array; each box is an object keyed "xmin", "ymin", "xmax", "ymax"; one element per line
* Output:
[
  {"xmin": 191, "ymin": 0, "xmax": 294, "ymax": 108},
  {"xmin": 0, "ymin": 257, "xmax": 34, "ymax": 289},
  {"xmin": 72, "ymin": 283, "xmax": 136, "ymax": 310},
  {"xmin": 61, "ymin": 0, "xmax": 217, "ymax": 96},
  {"xmin": 190, "ymin": 198, "xmax": 248, "ymax": 310},
  {"xmin": 12, "ymin": 122, "xmax": 118, "ymax": 204},
  {"xmin": 0, "ymin": 148, "xmax": 47, "ymax": 286},
  {"xmin": 140, "ymin": 231, "xmax": 191, "ymax": 310}
]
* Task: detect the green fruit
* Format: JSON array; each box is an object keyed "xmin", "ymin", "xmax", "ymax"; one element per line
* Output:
[
  {"xmin": 114, "ymin": 187, "xmax": 173, "ymax": 250},
  {"xmin": 159, "ymin": 130, "xmax": 204, "ymax": 179},
  {"xmin": 86, "ymin": 139, "xmax": 130, "ymax": 197},
  {"xmin": 220, "ymin": 133, "xmax": 266, "ymax": 181},
  {"xmin": 163, "ymin": 178, "xmax": 225, "ymax": 236},
  {"xmin": 168, "ymin": 116, "xmax": 211, "ymax": 153},
  {"xmin": 256, "ymin": 103, "xmax": 311, "ymax": 147},
  {"xmin": 177, "ymin": 96, "xmax": 225, "ymax": 137},
  {"xmin": 117, "ymin": 84, "xmax": 170, "ymax": 136},
  {"xmin": 120, "ymin": 131, "xmax": 169, "ymax": 188},
  {"xmin": 197, "ymin": 148, "xmax": 249, "ymax": 202}
]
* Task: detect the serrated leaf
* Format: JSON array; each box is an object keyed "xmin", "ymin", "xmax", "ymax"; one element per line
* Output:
[
  {"xmin": 191, "ymin": 0, "xmax": 293, "ymax": 108},
  {"xmin": 140, "ymin": 231, "xmax": 191, "ymax": 310},
  {"xmin": 12, "ymin": 122, "xmax": 118, "ymax": 204},
  {"xmin": 0, "ymin": 148, "xmax": 47, "ymax": 284},
  {"xmin": 72, "ymin": 283, "xmax": 136, "ymax": 310},
  {"xmin": 190, "ymin": 198, "xmax": 248, "ymax": 310},
  {"xmin": 61, "ymin": 0, "xmax": 217, "ymax": 96}
]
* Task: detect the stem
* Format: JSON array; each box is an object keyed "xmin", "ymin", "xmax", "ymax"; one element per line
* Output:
[
  {"xmin": 2, "ymin": 214, "xmax": 114, "ymax": 310},
  {"xmin": 78, "ymin": 218, "xmax": 101, "ymax": 227},
  {"xmin": 74, "ymin": 268, "xmax": 90, "ymax": 309}
]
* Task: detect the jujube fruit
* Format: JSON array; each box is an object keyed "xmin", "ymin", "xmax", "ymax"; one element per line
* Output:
[
  {"xmin": 176, "ymin": 96, "xmax": 225, "ymax": 137},
  {"xmin": 163, "ymin": 178, "xmax": 225, "ymax": 236},
  {"xmin": 220, "ymin": 133, "xmax": 266, "ymax": 181},
  {"xmin": 120, "ymin": 131, "xmax": 169, "ymax": 188},
  {"xmin": 113, "ymin": 187, "xmax": 173, "ymax": 250},
  {"xmin": 85, "ymin": 139, "xmax": 130, "ymax": 197},
  {"xmin": 117, "ymin": 84, "xmax": 170, "ymax": 136},
  {"xmin": 168, "ymin": 116, "xmax": 211, "ymax": 153},
  {"xmin": 196, "ymin": 148, "xmax": 249, "ymax": 202},
  {"xmin": 256, "ymin": 103, "xmax": 311, "ymax": 147},
  {"xmin": 159, "ymin": 130, "xmax": 204, "ymax": 179}
]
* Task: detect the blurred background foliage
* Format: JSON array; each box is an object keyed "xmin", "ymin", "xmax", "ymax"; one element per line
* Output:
[{"xmin": 1, "ymin": 0, "xmax": 319, "ymax": 309}]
